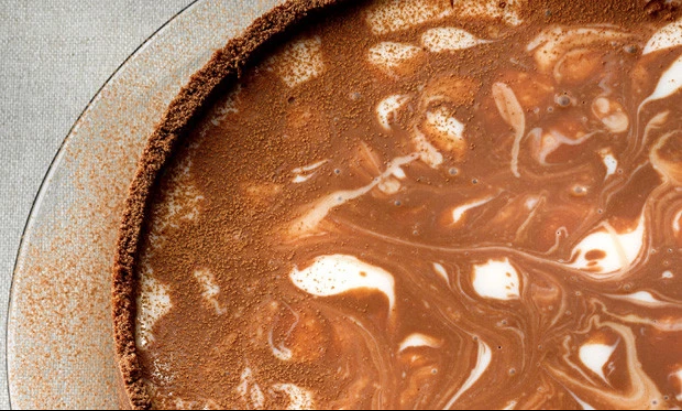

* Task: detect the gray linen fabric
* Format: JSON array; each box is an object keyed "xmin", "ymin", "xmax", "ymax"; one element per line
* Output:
[{"xmin": 0, "ymin": 1, "xmax": 193, "ymax": 408}]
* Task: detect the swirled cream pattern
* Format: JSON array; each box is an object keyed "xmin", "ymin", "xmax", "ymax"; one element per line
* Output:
[{"xmin": 134, "ymin": 0, "xmax": 682, "ymax": 409}]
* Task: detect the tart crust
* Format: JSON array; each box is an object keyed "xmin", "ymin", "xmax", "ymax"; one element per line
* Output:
[{"xmin": 112, "ymin": 1, "xmax": 344, "ymax": 409}]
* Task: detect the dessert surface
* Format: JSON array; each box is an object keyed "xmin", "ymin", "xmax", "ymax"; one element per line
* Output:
[{"xmin": 118, "ymin": 0, "xmax": 682, "ymax": 409}]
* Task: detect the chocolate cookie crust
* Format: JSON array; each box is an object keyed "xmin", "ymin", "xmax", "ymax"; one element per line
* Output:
[{"xmin": 112, "ymin": 1, "xmax": 344, "ymax": 409}]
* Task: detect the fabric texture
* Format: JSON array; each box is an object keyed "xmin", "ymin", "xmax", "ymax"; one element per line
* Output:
[{"xmin": 0, "ymin": 1, "xmax": 193, "ymax": 408}]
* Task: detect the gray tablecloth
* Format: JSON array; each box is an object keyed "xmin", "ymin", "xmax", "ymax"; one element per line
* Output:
[{"xmin": 0, "ymin": 1, "xmax": 193, "ymax": 408}]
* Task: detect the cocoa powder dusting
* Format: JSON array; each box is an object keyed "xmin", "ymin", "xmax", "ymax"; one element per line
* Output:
[{"xmin": 115, "ymin": 0, "xmax": 682, "ymax": 410}]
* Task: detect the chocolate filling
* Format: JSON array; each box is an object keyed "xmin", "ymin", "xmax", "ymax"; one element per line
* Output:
[{"xmin": 114, "ymin": 0, "xmax": 682, "ymax": 409}]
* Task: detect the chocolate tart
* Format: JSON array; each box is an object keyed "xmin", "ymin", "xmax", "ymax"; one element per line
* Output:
[{"xmin": 114, "ymin": 0, "xmax": 682, "ymax": 409}]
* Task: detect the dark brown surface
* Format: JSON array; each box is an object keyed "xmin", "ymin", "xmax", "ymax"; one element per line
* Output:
[{"xmin": 115, "ymin": 0, "xmax": 682, "ymax": 409}]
